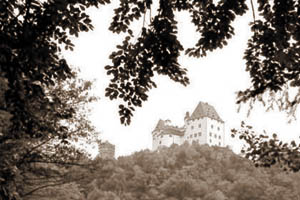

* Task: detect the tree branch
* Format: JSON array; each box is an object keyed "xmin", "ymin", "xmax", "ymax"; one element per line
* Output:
[
  {"xmin": 29, "ymin": 160, "xmax": 90, "ymax": 167},
  {"xmin": 21, "ymin": 181, "xmax": 66, "ymax": 197},
  {"xmin": 250, "ymin": 0, "xmax": 257, "ymax": 36},
  {"xmin": 250, "ymin": 0, "xmax": 256, "ymax": 22},
  {"xmin": 17, "ymin": 138, "xmax": 53, "ymax": 166},
  {"xmin": 21, "ymin": 176, "xmax": 87, "ymax": 197}
]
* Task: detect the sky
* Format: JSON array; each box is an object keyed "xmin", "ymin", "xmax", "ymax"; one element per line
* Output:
[{"xmin": 63, "ymin": 1, "xmax": 300, "ymax": 157}]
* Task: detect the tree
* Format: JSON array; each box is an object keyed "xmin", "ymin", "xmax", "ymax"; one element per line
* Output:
[
  {"xmin": 105, "ymin": 0, "xmax": 300, "ymax": 125},
  {"xmin": 1, "ymin": 0, "xmax": 109, "ymax": 199},
  {"xmin": 18, "ymin": 72, "xmax": 100, "ymax": 199},
  {"xmin": 84, "ymin": 143, "xmax": 300, "ymax": 200},
  {"xmin": 160, "ymin": 171, "xmax": 200, "ymax": 199},
  {"xmin": 87, "ymin": 189, "xmax": 120, "ymax": 200},
  {"xmin": 203, "ymin": 190, "xmax": 227, "ymax": 200},
  {"xmin": 24, "ymin": 182, "xmax": 85, "ymax": 200},
  {"xmin": 0, "ymin": 70, "xmax": 100, "ymax": 200},
  {"xmin": 232, "ymin": 121, "xmax": 300, "ymax": 172},
  {"xmin": 0, "ymin": 69, "xmax": 100, "ymax": 199}
]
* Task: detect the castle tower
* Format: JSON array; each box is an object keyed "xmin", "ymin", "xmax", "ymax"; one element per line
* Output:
[
  {"xmin": 185, "ymin": 102, "xmax": 225, "ymax": 147},
  {"xmin": 96, "ymin": 140, "xmax": 115, "ymax": 159}
]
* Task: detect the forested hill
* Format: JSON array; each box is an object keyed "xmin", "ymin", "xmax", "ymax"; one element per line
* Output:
[{"xmin": 84, "ymin": 143, "xmax": 300, "ymax": 200}]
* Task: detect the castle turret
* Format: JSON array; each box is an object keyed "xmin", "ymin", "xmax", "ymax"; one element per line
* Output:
[
  {"xmin": 97, "ymin": 140, "xmax": 115, "ymax": 159},
  {"xmin": 184, "ymin": 112, "xmax": 190, "ymax": 121},
  {"xmin": 187, "ymin": 102, "xmax": 225, "ymax": 147}
]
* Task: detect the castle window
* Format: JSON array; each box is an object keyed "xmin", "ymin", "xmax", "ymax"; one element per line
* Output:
[
  {"xmin": 214, "ymin": 134, "xmax": 217, "ymax": 138},
  {"xmin": 218, "ymin": 135, "xmax": 221, "ymax": 139},
  {"xmin": 169, "ymin": 135, "xmax": 172, "ymax": 137},
  {"xmin": 209, "ymin": 139, "xmax": 212, "ymax": 143},
  {"xmin": 219, "ymin": 142, "xmax": 221, "ymax": 146},
  {"xmin": 218, "ymin": 127, "xmax": 220, "ymax": 131},
  {"xmin": 199, "ymin": 132, "xmax": 202, "ymax": 136},
  {"xmin": 191, "ymin": 126, "xmax": 194, "ymax": 129},
  {"xmin": 209, "ymin": 132, "xmax": 212, "ymax": 137},
  {"xmin": 198, "ymin": 124, "xmax": 201, "ymax": 128},
  {"xmin": 159, "ymin": 141, "xmax": 162, "ymax": 144},
  {"xmin": 211, "ymin": 125, "xmax": 214, "ymax": 128},
  {"xmin": 194, "ymin": 133, "xmax": 197, "ymax": 137}
]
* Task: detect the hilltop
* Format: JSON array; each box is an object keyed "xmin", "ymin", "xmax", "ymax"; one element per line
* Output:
[{"xmin": 84, "ymin": 143, "xmax": 300, "ymax": 200}]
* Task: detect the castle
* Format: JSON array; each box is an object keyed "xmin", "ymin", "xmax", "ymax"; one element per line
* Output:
[
  {"xmin": 152, "ymin": 101, "xmax": 225, "ymax": 150},
  {"xmin": 96, "ymin": 140, "xmax": 115, "ymax": 159}
]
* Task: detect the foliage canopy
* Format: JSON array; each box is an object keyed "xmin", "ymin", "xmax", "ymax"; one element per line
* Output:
[
  {"xmin": 105, "ymin": 0, "xmax": 300, "ymax": 125},
  {"xmin": 0, "ymin": 0, "xmax": 107, "ymax": 199},
  {"xmin": 232, "ymin": 121, "xmax": 300, "ymax": 172},
  {"xmin": 85, "ymin": 143, "xmax": 300, "ymax": 200}
]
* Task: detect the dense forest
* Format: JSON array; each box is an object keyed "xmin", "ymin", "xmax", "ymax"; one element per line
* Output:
[{"xmin": 25, "ymin": 143, "xmax": 300, "ymax": 200}]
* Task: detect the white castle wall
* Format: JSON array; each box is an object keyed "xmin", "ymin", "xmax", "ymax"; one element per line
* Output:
[
  {"xmin": 152, "ymin": 118, "xmax": 225, "ymax": 150},
  {"xmin": 152, "ymin": 131, "xmax": 160, "ymax": 150},
  {"xmin": 205, "ymin": 118, "xmax": 225, "ymax": 146},
  {"xmin": 184, "ymin": 118, "xmax": 208, "ymax": 145},
  {"xmin": 152, "ymin": 131, "xmax": 183, "ymax": 150}
]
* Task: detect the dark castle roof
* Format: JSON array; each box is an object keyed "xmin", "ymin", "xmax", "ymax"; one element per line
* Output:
[
  {"xmin": 154, "ymin": 119, "xmax": 165, "ymax": 131},
  {"xmin": 190, "ymin": 102, "xmax": 223, "ymax": 122},
  {"xmin": 153, "ymin": 119, "xmax": 185, "ymax": 136}
]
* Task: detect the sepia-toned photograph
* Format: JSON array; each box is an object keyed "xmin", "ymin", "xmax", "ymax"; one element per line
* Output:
[{"xmin": 1, "ymin": 0, "xmax": 300, "ymax": 199}]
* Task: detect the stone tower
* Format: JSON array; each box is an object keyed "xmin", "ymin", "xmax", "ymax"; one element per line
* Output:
[{"xmin": 96, "ymin": 140, "xmax": 115, "ymax": 159}]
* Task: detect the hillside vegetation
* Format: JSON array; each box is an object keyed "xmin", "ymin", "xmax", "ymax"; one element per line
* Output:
[{"xmin": 84, "ymin": 143, "xmax": 300, "ymax": 200}]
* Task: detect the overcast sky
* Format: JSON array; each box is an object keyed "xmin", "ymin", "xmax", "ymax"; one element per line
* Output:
[{"xmin": 63, "ymin": 2, "xmax": 300, "ymax": 157}]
